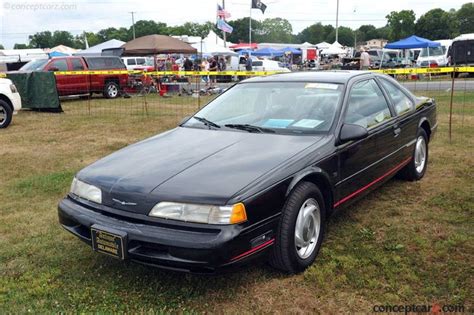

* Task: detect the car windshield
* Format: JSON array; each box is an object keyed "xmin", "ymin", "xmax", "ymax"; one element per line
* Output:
[
  {"xmin": 420, "ymin": 46, "xmax": 445, "ymax": 57},
  {"xmin": 20, "ymin": 59, "xmax": 49, "ymax": 71},
  {"xmin": 183, "ymin": 82, "xmax": 343, "ymax": 134}
]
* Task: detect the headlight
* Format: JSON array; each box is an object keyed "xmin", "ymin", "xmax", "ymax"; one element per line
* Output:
[
  {"xmin": 70, "ymin": 177, "xmax": 102, "ymax": 204},
  {"xmin": 10, "ymin": 84, "xmax": 18, "ymax": 93},
  {"xmin": 149, "ymin": 202, "xmax": 247, "ymax": 225}
]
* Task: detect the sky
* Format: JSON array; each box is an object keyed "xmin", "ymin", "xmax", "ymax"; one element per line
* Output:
[{"xmin": 0, "ymin": 0, "xmax": 469, "ymax": 48}]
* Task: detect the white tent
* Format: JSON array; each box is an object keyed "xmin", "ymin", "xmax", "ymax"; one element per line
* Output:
[
  {"xmin": 301, "ymin": 42, "xmax": 315, "ymax": 47},
  {"xmin": 191, "ymin": 41, "xmax": 237, "ymax": 56},
  {"xmin": 47, "ymin": 45, "xmax": 77, "ymax": 55},
  {"xmin": 203, "ymin": 30, "xmax": 233, "ymax": 48},
  {"xmin": 74, "ymin": 39, "xmax": 125, "ymax": 56},
  {"xmin": 315, "ymin": 41, "xmax": 331, "ymax": 49},
  {"xmin": 321, "ymin": 44, "xmax": 347, "ymax": 55},
  {"xmin": 332, "ymin": 41, "xmax": 343, "ymax": 48}
]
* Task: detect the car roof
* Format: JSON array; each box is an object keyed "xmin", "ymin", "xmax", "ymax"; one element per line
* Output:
[{"xmin": 242, "ymin": 70, "xmax": 373, "ymax": 84}]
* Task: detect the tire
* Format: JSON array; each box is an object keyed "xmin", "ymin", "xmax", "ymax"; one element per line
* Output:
[
  {"xmin": 269, "ymin": 182, "xmax": 326, "ymax": 273},
  {"xmin": 0, "ymin": 100, "xmax": 13, "ymax": 129},
  {"xmin": 399, "ymin": 129, "xmax": 429, "ymax": 181},
  {"xmin": 103, "ymin": 81, "xmax": 120, "ymax": 99}
]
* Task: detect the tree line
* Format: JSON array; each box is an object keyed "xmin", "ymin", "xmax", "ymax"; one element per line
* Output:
[{"xmin": 5, "ymin": 2, "xmax": 473, "ymax": 50}]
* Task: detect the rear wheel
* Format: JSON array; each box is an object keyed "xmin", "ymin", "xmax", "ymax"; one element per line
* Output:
[
  {"xmin": 269, "ymin": 182, "xmax": 326, "ymax": 273},
  {"xmin": 103, "ymin": 81, "xmax": 120, "ymax": 99},
  {"xmin": 0, "ymin": 100, "xmax": 13, "ymax": 129},
  {"xmin": 399, "ymin": 128, "xmax": 428, "ymax": 181}
]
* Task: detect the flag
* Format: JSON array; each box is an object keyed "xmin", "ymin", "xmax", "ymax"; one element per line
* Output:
[
  {"xmin": 217, "ymin": 4, "xmax": 231, "ymax": 19},
  {"xmin": 251, "ymin": 0, "xmax": 267, "ymax": 14},
  {"xmin": 217, "ymin": 18, "xmax": 233, "ymax": 33}
]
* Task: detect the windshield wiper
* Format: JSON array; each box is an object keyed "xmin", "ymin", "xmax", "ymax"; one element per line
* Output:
[
  {"xmin": 193, "ymin": 116, "xmax": 221, "ymax": 129},
  {"xmin": 224, "ymin": 124, "xmax": 275, "ymax": 133}
]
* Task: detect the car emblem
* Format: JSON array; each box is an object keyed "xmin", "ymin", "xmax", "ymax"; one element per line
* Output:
[{"xmin": 112, "ymin": 198, "xmax": 137, "ymax": 206}]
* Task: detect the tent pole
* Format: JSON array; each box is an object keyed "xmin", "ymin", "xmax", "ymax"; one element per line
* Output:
[{"xmin": 222, "ymin": 0, "xmax": 227, "ymax": 48}]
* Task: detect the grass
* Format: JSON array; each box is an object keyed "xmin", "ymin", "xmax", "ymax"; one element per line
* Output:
[{"xmin": 1, "ymin": 90, "xmax": 473, "ymax": 313}]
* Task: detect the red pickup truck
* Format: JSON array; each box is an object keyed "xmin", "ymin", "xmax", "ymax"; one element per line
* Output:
[{"xmin": 19, "ymin": 56, "xmax": 128, "ymax": 99}]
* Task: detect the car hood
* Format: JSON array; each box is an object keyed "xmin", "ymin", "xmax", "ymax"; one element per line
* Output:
[{"xmin": 77, "ymin": 127, "xmax": 323, "ymax": 214}]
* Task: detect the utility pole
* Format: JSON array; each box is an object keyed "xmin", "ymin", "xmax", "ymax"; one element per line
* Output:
[
  {"xmin": 129, "ymin": 11, "xmax": 136, "ymax": 39},
  {"xmin": 335, "ymin": 0, "xmax": 339, "ymax": 43}
]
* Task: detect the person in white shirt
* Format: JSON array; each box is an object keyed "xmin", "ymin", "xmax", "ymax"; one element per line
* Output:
[{"xmin": 360, "ymin": 50, "xmax": 370, "ymax": 70}]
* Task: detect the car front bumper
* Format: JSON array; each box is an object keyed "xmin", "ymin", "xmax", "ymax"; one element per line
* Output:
[{"xmin": 58, "ymin": 197, "xmax": 278, "ymax": 273}]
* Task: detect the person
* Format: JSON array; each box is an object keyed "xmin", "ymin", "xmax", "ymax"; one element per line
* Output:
[
  {"xmin": 218, "ymin": 56, "xmax": 226, "ymax": 71},
  {"xmin": 360, "ymin": 49, "xmax": 370, "ymax": 70},
  {"xmin": 245, "ymin": 53, "xmax": 253, "ymax": 71},
  {"xmin": 183, "ymin": 57, "xmax": 193, "ymax": 71},
  {"xmin": 208, "ymin": 56, "xmax": 218, "ymax": 86},
  {"xmin": 201, "ymin": 58, "xmax": 209, "ymax": 86}
]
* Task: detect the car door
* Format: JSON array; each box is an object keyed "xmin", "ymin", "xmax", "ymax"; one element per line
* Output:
[
  {"xmin": 68, "ymin": 58, "xmax": 89, "ymax": 95},
  {"xmin": 377, "ymin": 77, "xmax": 417, "ymax": 168},
  {"xmin": 335, "ymin": 78, "xmax": 395, "ymax": 207},
  {"xmin": 44, "ymin": 59, "xmax": 69, "ymax": 95}
]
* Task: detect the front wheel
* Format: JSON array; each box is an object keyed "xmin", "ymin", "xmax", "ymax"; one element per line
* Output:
[
  {"xmin": 103, "ymin": 81, "xmax": 120, "ymax": 99},
  {"xmin": 0, "ymin": 100, "xmax": 13, "ymax": 129},
  {"xmin": 269, "ymin": 182, "xmax": 326, "ymax": 273},
  {"xmin": 399, "ymin": 129, "xmax": 429, "ymax": 181}
]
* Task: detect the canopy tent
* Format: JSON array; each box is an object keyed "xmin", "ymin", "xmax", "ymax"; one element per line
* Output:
[
  {"xmin": 301, "ymin": 42, "xmax": 315, "ymax": 47},
  {"xmin": 321, "ymin": 43, "xmax": 346, "ymax": 55},
  {"xmin": 383, "ymin": 35, "xmax": 441, "ymax": 69},
  {"xmin": 384, "ymin": 35, "xmax": 440, "ymax": 49},
  {"xmin": 74, "ymin": 39, "xmax": 125, "ymax": 56},
  {"xmin": 202, "ymin": 30, "xmax": 233, "ymax": 48},
  {"xmin": 315, "ymin": 41, "xmax": 331, "ymax": 49},
  {"xmin": 121, "ymin": 35, "xmax": 197, "ymax": 55},
  {"xmin": 252, "ymin": 47, "xmax": 284, "ymax": 57},
  {"xmin": 280, "ymin": 46, "xmax": 302, "ymax": 55},
  {"xmin": 49, "ymin": 51, "xmax": 68, "ymax": 57},
  {"xmin": 238, "ymin": 49, "xmax": 254, "ymax": 55},
  {"xmin": 47, "ymin": 45, "xmax": 77, "ymax": 55},
  {"xmin": 230, "ymin": 43, "xmax": 258, "ymax": 50},
  {"xmin": 191, "ymin": 41, "xmax": 237, "ymax": 56},
  {"xmin": 332, "ymin": 41, "xmax": 343, "ymax": 48}
]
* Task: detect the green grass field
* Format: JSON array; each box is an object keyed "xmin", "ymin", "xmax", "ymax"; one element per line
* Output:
[{"xmin": 1, "ymin": 91, "xmax": 473, "ymax": 313}]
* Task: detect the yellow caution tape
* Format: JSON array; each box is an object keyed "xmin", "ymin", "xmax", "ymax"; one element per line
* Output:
[{"xmin": 371, "ymin": 66, "xmax": 474, "ymax": 75}]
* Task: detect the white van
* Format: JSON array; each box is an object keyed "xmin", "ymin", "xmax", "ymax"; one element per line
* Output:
[
  {"xmin": 121, "ymin": 57, "xmax": 153, "ymax": 70},
  {"xmin": 416, "ymin": 40, "xmax": 452, "ymax": 67}
]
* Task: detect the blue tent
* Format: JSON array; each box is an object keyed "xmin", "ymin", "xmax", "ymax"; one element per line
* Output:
[
  {"xmin": 279, "ymin": 47, "xmax": 302, "ymax": 55},
  {"xmin": 385, "ymin": 35, "xmax": 440, "ymax": 49},
  {"xmin": 49, "ymin": 51, "xmax": 68, "ymax": 57},
  {"xmin": 238, "ymin": 49, "xmax": 254, "ymax": 55},
  {"xmin": 252, "ymin": 47, "xmax": 284, "ymax": 57}
]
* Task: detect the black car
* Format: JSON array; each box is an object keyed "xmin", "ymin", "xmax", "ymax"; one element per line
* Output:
[{"xmin": 58, "ymin": 71, "xmax": 437, "ymax": 274}]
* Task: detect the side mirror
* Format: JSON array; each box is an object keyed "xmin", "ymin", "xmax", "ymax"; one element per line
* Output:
[
  {"xmin": 178, "ymin": 115, "xmax": 191, "ymax": 126},
  {"xmin": 339, "ymin": 123, "xmax": 368, "ymax": 143}
]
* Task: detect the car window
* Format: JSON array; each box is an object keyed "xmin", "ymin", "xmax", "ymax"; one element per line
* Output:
[
  {"xmin": 345, "ymin": 79, "xmax": 392, "ymax": 129},
  {"xmin": 136, "ymin": 58, "xmax": 146, "ymax": 65},
  {"xmin": 49, "ymin": 59, "xmax": 68, "ymax": 71},
  {"xmin": 379, "ymin": 78, "xmax": 414, "ymax": 115},
  {"xmin": 185, "ymin": 82, "xmax": 344, "ymax": 134},
  {"xmin": 70, "ymin": 59, "xmax": 84, "ymax": 71},
  {"xmin": 85, "ymin": 57, "xmax": 126, "ymax": 70},
  {"xmin": 127, "ymin": 59, "xmax": 136, "ymax": 65},
  {"xmin": 252, "ymin": 61, "xmax": 263, "ymax": 67}
]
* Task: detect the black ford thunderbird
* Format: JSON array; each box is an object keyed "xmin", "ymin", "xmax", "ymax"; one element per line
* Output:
[{"xmin": 58, "ymin": 71, "xmax": 437, "ymax": 273}]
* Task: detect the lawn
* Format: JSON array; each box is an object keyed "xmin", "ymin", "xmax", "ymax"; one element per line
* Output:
[{"xmin": 0, "ymin": 91, "xmax": 473, "ymax": 313}]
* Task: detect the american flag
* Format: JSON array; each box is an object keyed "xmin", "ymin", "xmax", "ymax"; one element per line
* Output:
[
  {"xmin": 217, "ymin": 18, "xmax": 233, "ymax": 33},
  {"xmin": 217, "ymin": 4, "xmax": 231, "ymax": 19}
]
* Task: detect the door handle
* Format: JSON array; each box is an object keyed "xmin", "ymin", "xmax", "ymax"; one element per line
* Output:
[{"xmin": 393, "ymin": 126, "xmax": 401, "ymax": 137}]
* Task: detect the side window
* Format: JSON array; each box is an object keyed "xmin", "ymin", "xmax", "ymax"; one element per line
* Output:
[
  {"xmin": 345, "ymin": 79, "xmax": 392, "ymax": 129},
  {"xmin": 127, "ymin": 59, "xmax": 136, "ymax": 65},
  {"xmin": 379, "ymin": 78, "xmax": 414, "ymax": 115},
  {"xmin": 48, "ymin": 59, "xmax": 68, "ymax": 71},
  {"xmin": 136, "ymin": 58, "xmax": 146, "ymax": 65},
  {"xmin": 71, "ymin": 59, "xmax": 84, "ymax": 71}
]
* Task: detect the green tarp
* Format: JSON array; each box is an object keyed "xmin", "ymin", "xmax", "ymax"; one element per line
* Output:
[{"xmin": 7, "ymin": 72, "xmax": 61, "ymax": 111}]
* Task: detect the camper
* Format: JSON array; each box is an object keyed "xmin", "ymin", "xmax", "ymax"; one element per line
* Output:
[
  {"xmin": 449, "ymin": 33, "xmax": 474, "ymax": 76},
  {"xmin": 416, "ymin": 39, "xmax": 452, "ymax": 67}
]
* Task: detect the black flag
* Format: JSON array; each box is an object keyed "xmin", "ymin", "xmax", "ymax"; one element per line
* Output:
[{"xmin": 252, "ymin": 0, "xmax": 267, "ymax": 14}]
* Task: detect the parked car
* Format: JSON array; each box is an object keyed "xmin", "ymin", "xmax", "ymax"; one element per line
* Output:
[
  {"xmin": 0, "ymin": 78, "xmax": 22, "ymax": 128},
  {"xmin": 18, "ymin": 56, "xmax": 128, "ymax": 98},
  {"xmin": 251, "ymin": 60, "xmax": 290, "ymax": 72},
  {"xmin": 416, "ymin": 40, "xmax": 452, "ymax": 68},
  {"xmin": 58, "ymin": 71, "xmax": 437, "ymax": 273},
  {"xmin": 121, "ymin": 56, "xmax": 154, "ymax": 71},
  {"xmin": 448, "ymin": 33, "xmax": 474, "ymax": 77}
]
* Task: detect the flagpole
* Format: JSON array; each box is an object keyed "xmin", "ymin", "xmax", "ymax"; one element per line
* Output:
[
  {"xmin": 222, "ymin": 0, "xmax": 227, "ymax": 47},
  {"xmin": 249, "ymin": 2, "xmax": 252, "ymax": 48}
]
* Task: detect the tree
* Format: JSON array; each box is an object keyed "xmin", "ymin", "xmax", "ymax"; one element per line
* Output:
[
  {"xmin": 456, "ymin": 2, "xmax": 474, "ymax": 34},
  {"xmin": 415, "ymin": 8, "xmax": 457, "ymax": 40},
  {"xmin": 385, "ymin": 10, "xmax": 416, "ymax": 41},
  {"xmin": 133, "ymin": 20, "xmax": 168, "ymax": 38},
  {"xmin": 51, "ymin": 30, "xmax": 75, "ymax": 47},
  {"xmin": 327, "ymin": 26, "xmax": 354, "ymax": 46},
  {"xmin": 13, "ymin": 43, "xmax": 29, "ymax": 49},
  {"xmin": 258, "ymin": 18, "xmax": 294, "ymax": 43},
  {"xmin": 357, "ymin": 25, "xmax": 378, "ymax": 42},
  {"xmin": 0, "ymin": 44, "xmax": 4, "ymax": 49},
  {"xmin": 29, "ymin": 31, "xmax": 53, "ymax": 48},
  {"xmin": 227, "ymin": 18, "xmax": 262, "ymax": 43},
  {"xmin": 97, "ymin": 27, "xmax": 131, "ymax": 42}
]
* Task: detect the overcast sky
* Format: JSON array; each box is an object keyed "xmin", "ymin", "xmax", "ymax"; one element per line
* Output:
[{"xmin": 0, "ymin": 0, "xmax": 469, "ymax": 48}]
